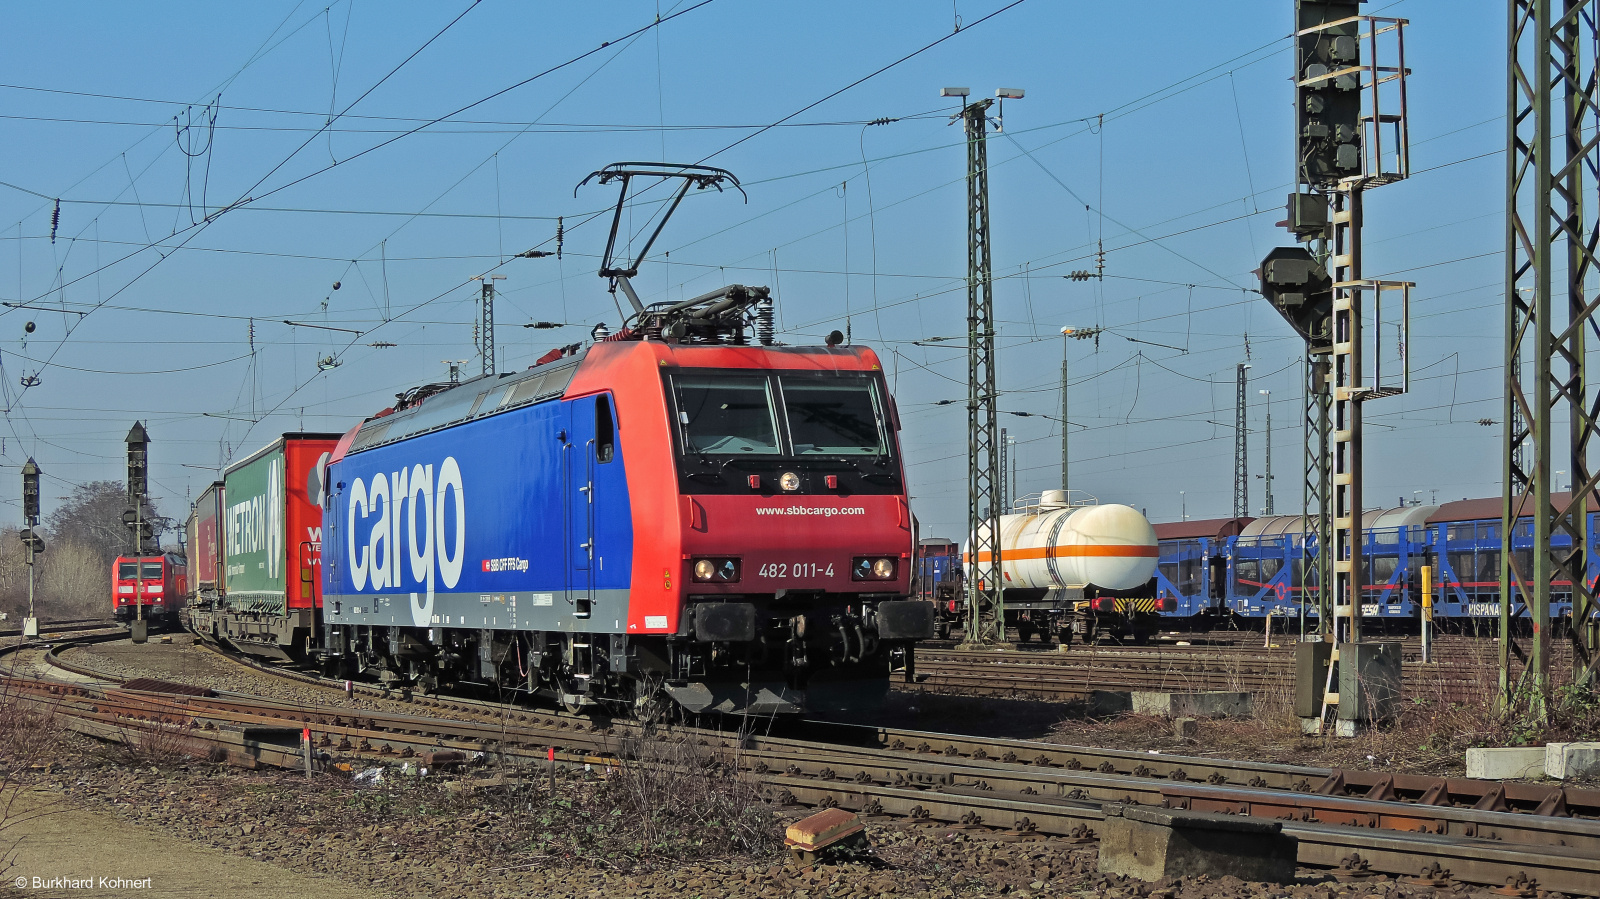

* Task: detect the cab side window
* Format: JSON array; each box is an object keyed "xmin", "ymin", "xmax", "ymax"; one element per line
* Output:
[{"xmin": 596, "ymin": 395, "xmax": 615, "ymax": 463}]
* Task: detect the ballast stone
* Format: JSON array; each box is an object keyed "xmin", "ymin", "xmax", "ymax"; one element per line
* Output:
[
  {"xmin": 1130, "ymin": 691, "xmax": 1253, "ymax": 719},
  {"xmin": 1465, "ymin": 746, "xmax": 1546, "ymax": 780},
  {"xmin": 1098, "ymin": 804, "xmax": 1297, "ymax": 883},
  {"xmin": 1545, "ymin": 742, "xmax": 1600, "ymax": 780}
]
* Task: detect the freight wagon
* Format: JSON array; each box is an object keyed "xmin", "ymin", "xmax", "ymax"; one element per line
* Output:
[
  {"xmin": 183, "ymin": 481, "xmax": 224, "ymax": 613},
  {"xmin": 1152, "ymin": 494, "xmax": 1596, "ymax": 631},
  {"xmin": 950, "ymin": 491, "xmax": 1163, "ymax": 645},
  {"xmin": 187, "ymin": 433, "xmax": 339, "ymax": 659}
]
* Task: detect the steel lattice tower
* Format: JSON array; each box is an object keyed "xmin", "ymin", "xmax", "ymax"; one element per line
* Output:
[
  {"xmin": 1234, "ymin": 364, "xmax": 1250, "ymax": 519},
  {"xmin": 1502, "ymin": 0, "xmax": 1600, "ymax": 715},
  {"xmin": 477, "ymin": 274, "xmax": 504, "ymax": 377},
  {"xmin": 962, "ymin": 98, "xmax": 1005, "ymax": 646},
  {"xmin": 1303, "ymin": 355, "xmax": 1333, "ymax": 628}
]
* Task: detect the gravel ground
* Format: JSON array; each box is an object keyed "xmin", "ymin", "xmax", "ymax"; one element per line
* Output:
[
  {"xmin": 2, "ymin": 746, "xmax": 1504, "ymax": 899},
  {"xmin": 68, "ymin": 637, "xmax": 349, "ymax": 702}
]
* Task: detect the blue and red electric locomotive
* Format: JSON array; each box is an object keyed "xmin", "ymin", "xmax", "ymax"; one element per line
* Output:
[
  {"xmin": 318, "ymin": 310, "xmax": 928, "ymax": 714},
  {"xmin": 308, "ymin": 163, "xmax": 933, "ymax": 715}
]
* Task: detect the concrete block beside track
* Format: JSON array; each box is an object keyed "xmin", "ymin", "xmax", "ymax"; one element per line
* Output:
[
  {"xmin": 1131, "ymin": 691, "xmax": 1253, "ymax": 719},
  {"xmin": 1098, "ymin": 804, "xmax": 1297, "ymax": 883},
  {"xmin": 1465, "ymin": 746, "xmax": 1546, "ymax": 779},
  {"xmin": 1545, "ymin": 742, "xmax": 1600, "ymax": 780},
  {"xmin": 1090, "ymin": 690, "xmax": 1132, "ymax": 715}
]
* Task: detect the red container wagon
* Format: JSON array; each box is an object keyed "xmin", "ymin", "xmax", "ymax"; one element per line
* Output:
[
  {"xmin": 183, "ymin": 481, "xmax": 225, "ymax": 615},
  {"xmin": 112, "ymin": 553, "xmax": 187, "ymax": 628}
]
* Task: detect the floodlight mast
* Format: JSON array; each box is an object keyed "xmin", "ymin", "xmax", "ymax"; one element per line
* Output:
[{"xmin": 576, "ymin": 163, "xmax": 746, "ymax": 316}]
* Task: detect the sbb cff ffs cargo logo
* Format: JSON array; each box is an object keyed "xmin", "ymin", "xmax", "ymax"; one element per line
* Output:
[{"xmin": 345, "ymin": 457, "xmax": 465, "ymax": 627}]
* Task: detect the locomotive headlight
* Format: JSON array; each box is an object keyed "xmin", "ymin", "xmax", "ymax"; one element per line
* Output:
[
  {"xmin": 852, "ymin": 556, "xmax": 896, "ymax": 580},
  {"xmin": 691, "ymin": 557, "xmax": 741, "ymax": 583},
  {"xmin": 779, "ymin": 471, "xmax": 801, "ymax": 492}
]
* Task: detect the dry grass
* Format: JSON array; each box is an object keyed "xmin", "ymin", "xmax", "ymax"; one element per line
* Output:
[
  {"xmin": 1051, "ymin": 636, "xmax": 1600, "ymax": 776},
  {"xmin": 337, "ymin": 727, "xmax": 780, "ymax": 873},
  {"xmin": 0, "ymin": 534, "xmax": 111, "ymax": 621},
  {"xmin": 0, "ymin": 679, "xmax": 69, "ymax": 880},
  {"xmin": 100, "ymin": 720, "xmax": 211, "ymax": 769}
]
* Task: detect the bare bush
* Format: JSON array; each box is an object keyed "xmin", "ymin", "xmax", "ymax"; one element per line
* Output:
[
  {"xmin": 378, "ymin": 730, "xmax": 782, "ymax": 871},
  {"xmin": 0, "ymin": 534, "xmax": 111, "ymax": 621},
  {"xmin": 37, "ymin": 541, "xmax": 110, "ymax": 620},
  {"xmin": 100, "ymin": 720, "xmax": 209, "ymax": 769},
  {"xmin": 600, "ymin": 731, "xmax": 776, "ymax": 859}
]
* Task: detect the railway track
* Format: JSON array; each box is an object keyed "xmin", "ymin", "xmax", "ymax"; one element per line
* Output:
[
  {"xmin": 8, "ymin": 632, "xmax": 1599, "ymax": 894},
  {"xmin": 0, "ymin": 618, "xmax": 118, "ymax": 639},
  {"xmin": 911, "ymin": 644, "xmax": 1516, "ymax": 705}
]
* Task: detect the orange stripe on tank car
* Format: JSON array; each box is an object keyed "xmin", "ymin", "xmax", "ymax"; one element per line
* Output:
[{"xmin": 963, "ymin": 545, "xmax": 1160, "ymax": 563}]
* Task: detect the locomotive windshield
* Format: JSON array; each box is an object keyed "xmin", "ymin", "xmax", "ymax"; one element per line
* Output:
[
  {"xmin": 672, "ymin": 372, "xmax": 887, "ymax": 457},
  {"xmin": 118, "ymin": 561, "xmax": 162, "ymax": 578},
  {"xmin": 779, "ymin": 378, "xmax": 885, "ymax": 455},
  {"xmin": 675, "ymin": 375, "xmax": 782, "ymax": 455}
]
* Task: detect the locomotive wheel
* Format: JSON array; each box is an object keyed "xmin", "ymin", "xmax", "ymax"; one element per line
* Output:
[{"xmin": 560, "ymin": 689, "xmax": 587, "ymax": 714}]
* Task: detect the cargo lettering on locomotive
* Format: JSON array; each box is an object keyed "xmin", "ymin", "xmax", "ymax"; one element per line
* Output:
[{"xmin": 344, "ymin": 457, "xmax": 466, "ymax": 597}]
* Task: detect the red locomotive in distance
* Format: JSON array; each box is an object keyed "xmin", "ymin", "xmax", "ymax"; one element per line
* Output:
[{"xmin": 112, "ymin": 553, "xmax": 187, "ymax": 628}]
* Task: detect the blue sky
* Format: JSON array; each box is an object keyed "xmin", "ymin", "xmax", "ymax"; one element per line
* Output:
[{"xmin": 0, "ymin": 1, "xmax": 1503, "ymax": 539}]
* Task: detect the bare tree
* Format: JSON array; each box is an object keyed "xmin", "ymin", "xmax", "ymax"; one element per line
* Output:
[{"xmin": 43, "ymin": 481, "xmax": 169, "ymax": 564}]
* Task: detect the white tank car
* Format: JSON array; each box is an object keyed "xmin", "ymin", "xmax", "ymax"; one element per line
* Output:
[{"xmin": 963, "ymin": 491, "xmax": 1158, "ymax": 594}]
